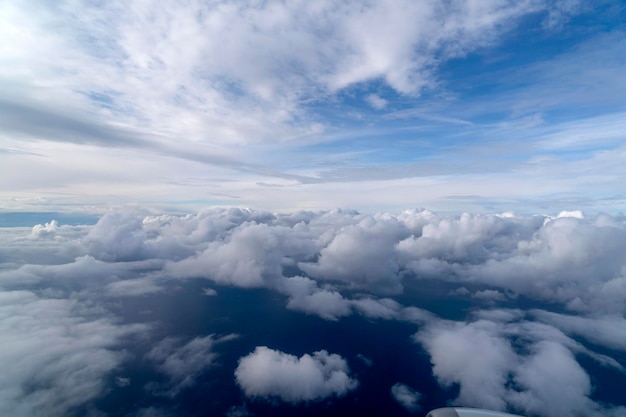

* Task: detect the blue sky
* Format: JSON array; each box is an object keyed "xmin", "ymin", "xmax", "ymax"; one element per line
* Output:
[{"xmin": 1, "ymin": 0, "xmax": 625, "ymax": 214}]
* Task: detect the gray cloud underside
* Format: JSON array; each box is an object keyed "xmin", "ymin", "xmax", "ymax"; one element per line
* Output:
[{"xmin": 1, "ymin": 207, "xmax": 626, "ymax": 416}]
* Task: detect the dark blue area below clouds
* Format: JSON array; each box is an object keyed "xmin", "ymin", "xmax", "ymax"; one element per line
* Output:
[
  {"xmin": 92, "ymin": 279, "xmax": 626, "ymax": 417},
  {"xmin": 96, "ymin": 281, "xmax": 450, "ymax": 417}
]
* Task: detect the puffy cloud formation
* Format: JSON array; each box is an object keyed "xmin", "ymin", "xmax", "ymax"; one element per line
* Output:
[
  {"xmin": 391, "ymin": 383, "xmax": 422, "ymax": 412},
  {"xmin": 415, "ymin": 312, "xmax": 626, "ymax": 417},
  {"xmin": 8, "ymin": 207, "xmax": 626, "ymax": 322},
  {"xmin": 76, "ymin": 208, "xmax": 626, "ymax": 318},
  {"xmin": 30, "ymin": 220, "xmax": 58, "ymax": 238},
  {"xmin": 7, "ymin": 207, "xmax": 626, "ymax": 320},
  {"xmin": 234, "ymin": 347, "xmax": 357, "ymax": 403},
  {"xmin": 2, "ymin": 208, "xmax": 626, "ymax": 416}
]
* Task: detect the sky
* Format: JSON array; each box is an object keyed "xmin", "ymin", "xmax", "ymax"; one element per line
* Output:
[
  {"xmin": 2, "ymin": 2, "xmax": 626, "ymax": 417},
  {"xmin": 1, "ymin": 0, "xmax": 625, "ymax": 214}
]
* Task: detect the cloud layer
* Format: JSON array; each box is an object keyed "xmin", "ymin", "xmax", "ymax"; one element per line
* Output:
[{"xmin": 1, "ymin": 207, "xmax": 625, "ymax": 416}]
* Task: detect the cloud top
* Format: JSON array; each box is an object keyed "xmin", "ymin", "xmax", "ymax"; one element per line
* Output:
[{"xmin": 235, "ymin": 346, "xmax": 358, "ymax": 403}]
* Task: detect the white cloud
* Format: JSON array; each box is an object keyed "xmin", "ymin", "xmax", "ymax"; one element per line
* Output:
[
  {"xmin": 507, "ymin": 341, "xmax": 595, "ymax": 417},
  {"xmin": 365, "ymin": 94, "xmax": 388, "ymax": 110},
  {"xmin": 0, "ymin": 290, "xmax": 146, "ymax": 417},
  {"xmin": 235, "ymin": 346, "xmax": 358, "ymax": 403},
  {"xmin": 0, "ymin": 0, "xmax": 603, "ymax": 213},
  {"xmin": 351, "ymin": 297, "xmax": 403, "ymax": 319},
  {"xmin": 167, "ymin": 221, "xmax": 316, "ymax": 288},
  {"xmin": 531, "ymin": 310, "xmax": 626, "ymax": 352},
  {"xmin": 416, "ymin": 320, "xmax": 516, "ymax": 411},
  {"xmin": 391, "ymin": 383, "xmax": 421, "ymax": 412},
  {"xmin": 1, "ymin": 207, "xmax": 626, "ymax": 415},
  {"xmin": 8, "ymin": 207, "xmax": 626, "ymax": 320},
  {"xmin": 30, "ymin": 220, "xmax": 58, "ymax": 238},
  {"xmin": 415, "ymin": 313, "xmax": 626, "ymax": 417},
  {"xmin": 299, "ymin": 215, "xmax": 408, "ymax": 294}
]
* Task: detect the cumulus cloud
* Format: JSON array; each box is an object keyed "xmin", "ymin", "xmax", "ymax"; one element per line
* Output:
[
  {"xmin": 2, "ymin": 207, "xmax": 626, "ymax": 415},
  {"xmin": 30, "ymin": 220, "xmax": 58, "ymax": 238},
  {"xmin": 507, "ymin": 341, "xmax": 595, "ymax": 417},
  {"xmin": 391, "ymin": 383, "xmax": 422, "ymax": 412},
  {"xmin": 7, "ymin": 208, "xmax": 626, "ymax": 320},
  {"xmin": 299, "ymin": 215, "xmax": 408, "ymax": 294},
  {"xmin": 168, "ymin": 221, "xmax": 316, "ymax": 288},
  {"xmin": 8, "ymin": 207, "xmax": 626, "ymax": 320},
  {"xmin": 416, "ymin": 319, "xmax": 517, "ymax": 411},
  {"xmin": 235, "ymin": 347, "xmax": 358, "ymax": 403},
  {"xmin": 415, "ymin": 312, "xmax": 626, "ymax": 417}
]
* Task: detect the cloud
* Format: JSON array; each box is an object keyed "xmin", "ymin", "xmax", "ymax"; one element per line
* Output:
[
  {"xmin": 2, "ymin": 0, "xmax": 604, "ymax": 213},
  {"xmin": 507, "ymin": 341, "xmax": 595, "ymax": 417},
  {"xmin": 202, "ymin": 287, "xmax": 217, "ymax": 296},
  {"xmin": 2, "ymin": 207, "xmax": 626, "ymax": 415},
  {"xmin": 30, "ymin": 220, "xmax": 58, "ymax": 238},
  {"xmin": 0, "ymin": 290, "xmax": 145, "ymax": 417},
  {"xmin": 530, "ymin": 310, "xmax": 626, "ymax": 352},
  {"xmin": 416, "ymin": 319, "xmax": 516, "ymax": 411},
  {"xmin": 235, "ymin": 346, "xmax": 358, "ymax": 403},
  {"xmin": 365, "ymin": 94, "xmax": 388, "ymax": 110},
  {"xmin": 147, "ymin": 334, "xmax": 237, "ymax": 397},
  {"xmin": 168, "ymin": 221, "xmax": 316, "ymax": 288},
  {"xmin": 299, "ymin": 215, "xmax": 409, "ymax": 294},
  {"xmin": 415, "ymin": 312, "xmax": 626, "ymax": 417},
  {"xmin": 281, "ymin": 276, "xmax": 353, "ymax": 320},
  {"xmin": 400, "ymin": 213, "xmax": 626, "ymax": 315},
  {"xmin": 391, "ymin": 383, "xmax": 422, "ymax": 412},
  {"xmin": 472, "ymin": 289, "xmax": 507, "ymax": 302},
  {"xmin": 115, "ymin": 376, "xmax": 131, "ymax": 387},
  {"xmin": 11, "ymin": 207, "xmax": 626, "ymax": 321}
]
